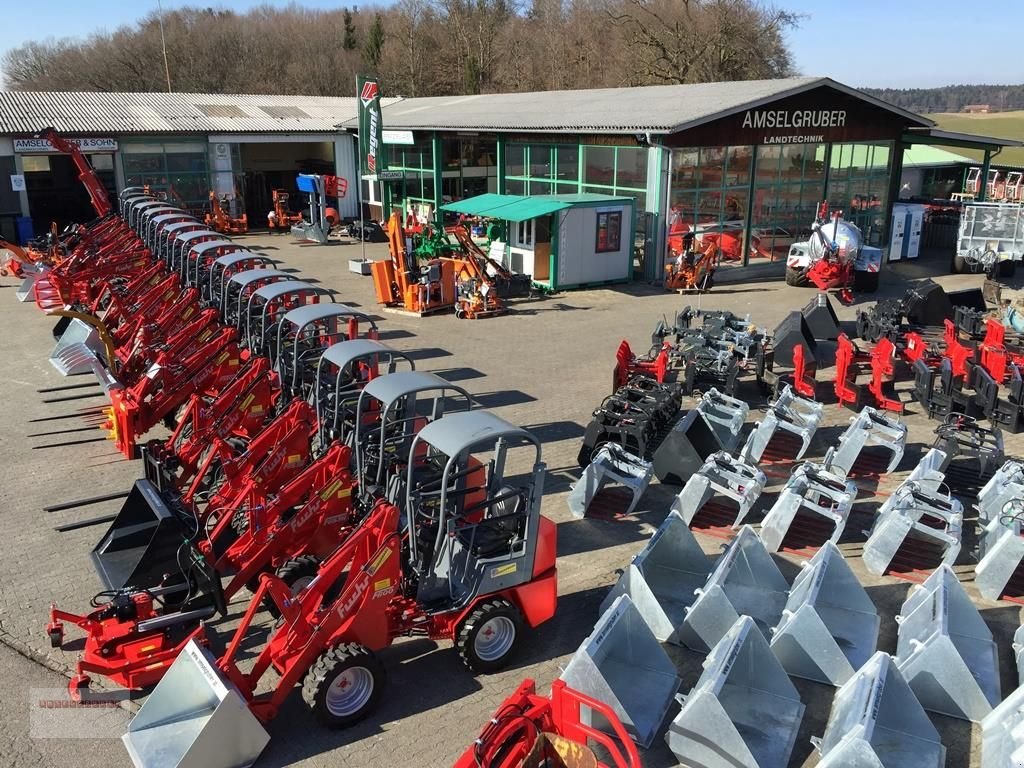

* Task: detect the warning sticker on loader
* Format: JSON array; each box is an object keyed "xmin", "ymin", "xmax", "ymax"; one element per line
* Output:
[
  {"xmin": 372, "ymin": 578, "xmax": 394, "ymax": 598},
  {"xmin": 369, "ymin": 546, "xmax": 393, "ymax": 575},
  {"xmin": 490, "ymin": 563, "xmax": 518, "ymax": 578}
]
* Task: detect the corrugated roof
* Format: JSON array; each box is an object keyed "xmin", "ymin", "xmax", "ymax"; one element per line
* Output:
[
  {"xmin": 339, "ymin": 77, "xmax": 932, "ymax": 134},
  {"xmin": 0, "ymin": 91, "xmax": 400, "ymax": 135}
]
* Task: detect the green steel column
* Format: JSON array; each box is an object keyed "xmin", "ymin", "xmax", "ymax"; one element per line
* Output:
[
  {"xmin": 742, "ymin": 145, "xmax": 758, "ymax": 268},
  {"xmin": 432, "ymin": 132, "xmax": 443, "ymax": 214},
  {"xmin": 496, "ymin": 136, "xmax": 505, "ymax": 194},
  {"xmin": 979, "ymin": 149, "xmax": 992, "ymax": 202}
]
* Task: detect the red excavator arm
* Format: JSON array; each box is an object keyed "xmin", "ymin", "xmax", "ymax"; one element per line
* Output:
[{"xmin": 38, "ymin": 128, "xmax": 112, "ymax": 219}]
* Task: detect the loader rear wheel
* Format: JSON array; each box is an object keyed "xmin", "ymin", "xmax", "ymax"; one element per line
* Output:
[
  {"xmin": 785, "ymin": 267, "xmax": 807, "ymax": 287},
  {"xmin": 456, "ymin": 599, "xmax": 523, "ymax": 674},
  {"xmin": 302, "ymin": 643, "xmax": 384, "ymax": 728},
  {"xmin": 264, "ymin": 555, "xmax": 321, "ymax": 617}
]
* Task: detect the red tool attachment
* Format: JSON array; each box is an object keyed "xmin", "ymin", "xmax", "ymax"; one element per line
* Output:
[
  {"xmin": 453, "ymin": 679, "xmax": 642, "ymax": 768},
  {"xmin": 613, "ymin": 340, "xmax": 668, "ymax": 390}
]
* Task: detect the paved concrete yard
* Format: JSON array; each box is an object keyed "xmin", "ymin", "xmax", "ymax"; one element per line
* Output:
[{"xmin": 0, "ymin": 233, "xmax": 1020, "ymax": 767}]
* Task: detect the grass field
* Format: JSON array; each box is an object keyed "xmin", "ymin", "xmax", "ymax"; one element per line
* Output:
[{"xmin": 924, "ymin": 110, "xmax": 1024, "ymax": 166}]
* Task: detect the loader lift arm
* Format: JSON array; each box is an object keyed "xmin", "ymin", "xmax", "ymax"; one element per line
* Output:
[{"xmin": 38, "ymin": 128, "xmax": 112, "ymax": 219}]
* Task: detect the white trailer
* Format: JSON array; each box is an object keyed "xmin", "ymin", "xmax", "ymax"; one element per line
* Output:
[{"xmin": 952, "ymin": 201, "xmax": 1024, "ymax": 277}]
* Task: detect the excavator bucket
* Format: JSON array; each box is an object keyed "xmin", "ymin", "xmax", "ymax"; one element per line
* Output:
[
  {"xmin": 49, "ymin": 318, "xmax": 105, "ymax": 375},
  {"xmin": 894, "ymin": 565, "xmax": 1000, "ymax": 722},
  {"xmin": 568, "ymin": 444, "xmax": 653, "ymax": 519},
  {"xmin": 599, "ymin": 511, "xmax": 712, "ymax": 644},
  {"xmin": 678, "ymin": 526, "xmax": 789, "ymax": 652},
  {"xmin": 559, "ymin": 594, "xmax": 680, "ymax": 748},
  {"xmin": 91, "ymin": 480, "xmax": 187, "ymax": 590},
  {"xmin": 814, "ymin": 652, "xmax": 946, "ymax": 768},
  {"xmin": 769, "ymin": 541, "xmax": 879, "ymax": 685},
  {"xmin": 122, "ymin": 640, "xmax": 269, "ymax": 768},
  {"xmin": 667, "ymin": 615, "xmax": 805, "ymax": 768}
]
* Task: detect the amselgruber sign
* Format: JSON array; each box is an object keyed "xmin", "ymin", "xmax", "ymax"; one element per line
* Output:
[{"xmin": 14, "ymin": 137, "xmax": 118, "ymax": 153}]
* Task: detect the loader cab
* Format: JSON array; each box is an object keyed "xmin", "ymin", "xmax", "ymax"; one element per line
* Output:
[
  {"xmin": 118, "ymin": 188, "xmax": 151, "ymax": 214},
  {"xmin": 244, "ymin": 280, "xmax": 331, "ymax": 357},
  {"xmin": 158, "ymin": 221, "xmax": 207, "ymax": 264},
  {"xmin": 146, "ymin": 212, "xmax": 196, "ymax": 253},
  {"xmin": 137, "ymin": 206, "xmax": 181, "ymax": 242},
  {"xmin": 353, "ymin": 371, "xmax": 473, "ymax": 505},
  {"xmin": 170, "ymin": 230, "xmax": 220, "ymax": 280},
  {"xmin": 405, "ymin": 412, "xmax": 548, "ymax": 609},
  {"xmin": 185, "ymin": 240, "xmax": 247, "ymax": 297},
  {"xmin": 314, "ymin": 340, "xmax": 416, "ymax": 449},
  {"xmin": 205, "ymin": 251, "xmax": 276, "ymax": 307},
  {"xmin": 274, "ymin": 304, "xmax": 376, "ymax": 400},
  {"xmin": 222, "ymin": 269, "xmax": 292, "ymax": 328},
  {"xmin": 127, "ymin": 200, "xmax": 170, "ymax": 231},
  {"xmin": 119, "ymin": 194, "xmax": 155, "ymax": 222}
]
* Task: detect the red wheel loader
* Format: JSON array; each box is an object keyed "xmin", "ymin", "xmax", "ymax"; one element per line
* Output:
[{"xmin": 119, "ymin": 411, "xmax": 557, "ymax": 768}]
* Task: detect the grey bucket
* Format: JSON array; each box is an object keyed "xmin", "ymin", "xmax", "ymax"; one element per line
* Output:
[
  {"xmin": 758, "ymin": 462, "xmax": 856, "ymax": 554},
  {"xmin": 600, "ymin": 510, "xmax": 712, "ymax": 644},
  {"xmin": 975, "ymin": 516, "xmax": 1024, "ymax": 601},
  {"xmin": 667, "ymin": 615, "xmax": 805, "ymax": 768},
  {"xmin": 770, "ymin": 541, "xmax": 879, "ymax": 686},
  {"xmin": 678, "ymin": 526, "xmax": 789, "ymax": 653},
  {"xmin": 568, "ymin": 443, "xmax": 653, "ymax": 519},
  {"xmin": 894, "ymin": 565, "xmax": 1000, "ymax": 722},
  {"xmin": 670, "ymin": 452, "xmax": 766, "ymax": 530},
  {"xmin": 976, "ymin": 459, "xmax": 1024, "ymax": 524},
  {"xmin": 825, "ymin": 406, "xmax": 907, "ymax": 479},
  {"xmin": 813, "ymin": 651, "xmax": 946, "ymax": 768},
  {"xmin": 981, "ymin": 681, "xmax": 1024, "ymax": 768},
  {"xmin": 122, "ymin": 639, "xmax": 269, "ymax": 768},
  {"xmin": 560, "ymin": 593, "xmax": 680, "ymax": 748},
  {"xmin": 49, "ymin": 318, "xmax": 106, "ymax": 376}
]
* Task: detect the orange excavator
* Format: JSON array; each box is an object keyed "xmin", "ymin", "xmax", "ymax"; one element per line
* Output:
[
  {"xmin": 205, "ymin": 191, "xmax": 248, "ymax": 235},
  {"xmin": 664, "ymin": 230, "xmax": 719, "ymax": 292},
  {"xmin": 268, "ymin": 189, "xmax": 303, "ymax": 233},
  {"xmin": 372, "ymin": 212, "xmax": 510, "ymax": 318}
]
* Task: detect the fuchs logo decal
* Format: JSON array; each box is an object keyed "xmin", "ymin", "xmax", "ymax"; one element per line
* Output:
[{"xmin": 360, "ymin": 81, "xmax": 379, "ymax": 106}]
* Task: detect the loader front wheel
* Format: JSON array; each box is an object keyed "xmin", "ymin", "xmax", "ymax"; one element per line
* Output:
[
  {"xmin": 785, "ymin": 267, "xmax": 807, "ymax": 287},
  {"xmin": 303, "ymin": 643, "xmax": 384, "ymax": 728},
  {"xmin": 456, "ymin": 598, "xmax": 522, "ymax": 674}
]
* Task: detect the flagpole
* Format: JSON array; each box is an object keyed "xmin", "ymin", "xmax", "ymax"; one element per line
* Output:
[{"xmin": 358, "ymin": 77, "xmax": 367, "ymax": 264}]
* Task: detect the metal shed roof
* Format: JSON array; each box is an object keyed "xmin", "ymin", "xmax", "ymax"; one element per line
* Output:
[
  {"xmin": 339, "ymin": 77, "xmax": 932, "ymax": 135},
  {"xmin": 0, "ymin": 91, "xmax": 398, "ymax": 135},
  {"xmin": 441, "ymin": 192, "xmax": 630, "ymax": 221}
]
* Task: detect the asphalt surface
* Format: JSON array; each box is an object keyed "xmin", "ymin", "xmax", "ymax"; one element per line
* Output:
[{"xmin": 0, "ymin": 231, "xmax": 1020, "ymax": 767}]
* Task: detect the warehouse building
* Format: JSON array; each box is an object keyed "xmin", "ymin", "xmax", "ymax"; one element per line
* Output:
[
  {"xmin": 0, "ymin": 91, "xmax": 390, "ymax": 241},
  {"xmin": 343, "ymin": 77, "xmax": 1020, "ymax": 280},
  {"xmin": 1, "ymin": 79, "xmax": 1017, "ymax": 284}
]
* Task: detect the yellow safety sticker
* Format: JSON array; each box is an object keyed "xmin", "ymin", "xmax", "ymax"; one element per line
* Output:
[
  {"xmin": 240, "ymin": 394, "xmax": 254, "ymax": 410},
  {"xmin": 369, "ymin": 547, "xmax": 393, "ymax": 574},
  {"xmin": 490, "ymin": 563, "xmax": 518, "ymax": 578},
  {"xmin": 139, "ymin": 644, "xmax": 157, "ymax": 654},
  {"xmin": 287, "ymin": 453, "xmax": 303, "ymax": 466},
  {"xmin": 320, "ymin": 479, "xmax": 344, "ymax": 501},
  {"xmin": 373, "ymin": 578, "xmax": 391, "ymax": 593}
]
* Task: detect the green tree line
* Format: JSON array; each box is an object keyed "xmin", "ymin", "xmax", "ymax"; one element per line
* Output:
[
  {"xmin": 862, "ymin": 84, "xmax": 1024, "ymax": 114},
  {"xmin": 2, "ymin": 1, "xmax": 799, "ymax": 97}
]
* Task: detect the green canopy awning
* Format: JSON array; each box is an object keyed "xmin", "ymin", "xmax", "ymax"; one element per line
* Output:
[{"xmin": 440, "ymin": 193, "xmax": 572, "ymax": 222}]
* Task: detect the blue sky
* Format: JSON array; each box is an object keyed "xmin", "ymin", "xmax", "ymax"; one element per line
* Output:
[{"xmin": 1, "ymin": 0, "xmax": 1021, "ymax": 90}]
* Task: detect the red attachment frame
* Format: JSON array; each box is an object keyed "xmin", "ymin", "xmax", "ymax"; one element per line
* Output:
[
  {"xmin": 453, "ymin": 679, "xmax": 642, "ymax": 768},
  {"xmin": 943, "ymin": 319, "xmax": 974, "ymax": 378},
  {"xmin": 868, "ymin": 337, "xmax": 904, "ymax": 413},
  {"xmin": 834, "ymin": 334, "xmax": 867, "ymax": 409},
  {"xmin": 613, "ymin": 340, "xmax": 668, "ymax": 390},
  {"xmin": 790, "ymin": 343, "xmax": 817, "ymax": 398},
  {"xmin": 979, "ymin": 317, "xmax": 1024, "ymax": 383}
]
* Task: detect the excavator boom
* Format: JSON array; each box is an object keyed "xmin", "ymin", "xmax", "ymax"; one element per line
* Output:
[{"xmin": 39, "ymin": 128, "xmax": 112, "ymax": 219}]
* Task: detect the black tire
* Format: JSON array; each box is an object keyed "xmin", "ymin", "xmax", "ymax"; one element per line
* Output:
[
  {"xmin": 263, "ymin": 555, "xmax": 322, "ymax": 617},
  {"xmin": 456, "ymin": 598, "xmax": 523, "ymax": 674},
  {"xmin": 1001, "ymin": 260, "xmax": 1017, "ymax": 278},
  {"xmin": 302, "ymin": 643, "xmax": 385, "ymax": 728},
  {"xmin": 785, "ymin": 267, "xmax": 807, "ymax": 287}
]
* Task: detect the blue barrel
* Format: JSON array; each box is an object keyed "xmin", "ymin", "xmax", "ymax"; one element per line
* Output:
[{"xmin": 15, "ymin": 216, "xmax": 34, "ymax": 245}]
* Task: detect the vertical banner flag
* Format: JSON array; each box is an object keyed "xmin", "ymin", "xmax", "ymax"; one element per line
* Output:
[{"xmin": 358, "ymin": 76, "xmax": 386, "ymax": 178}]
